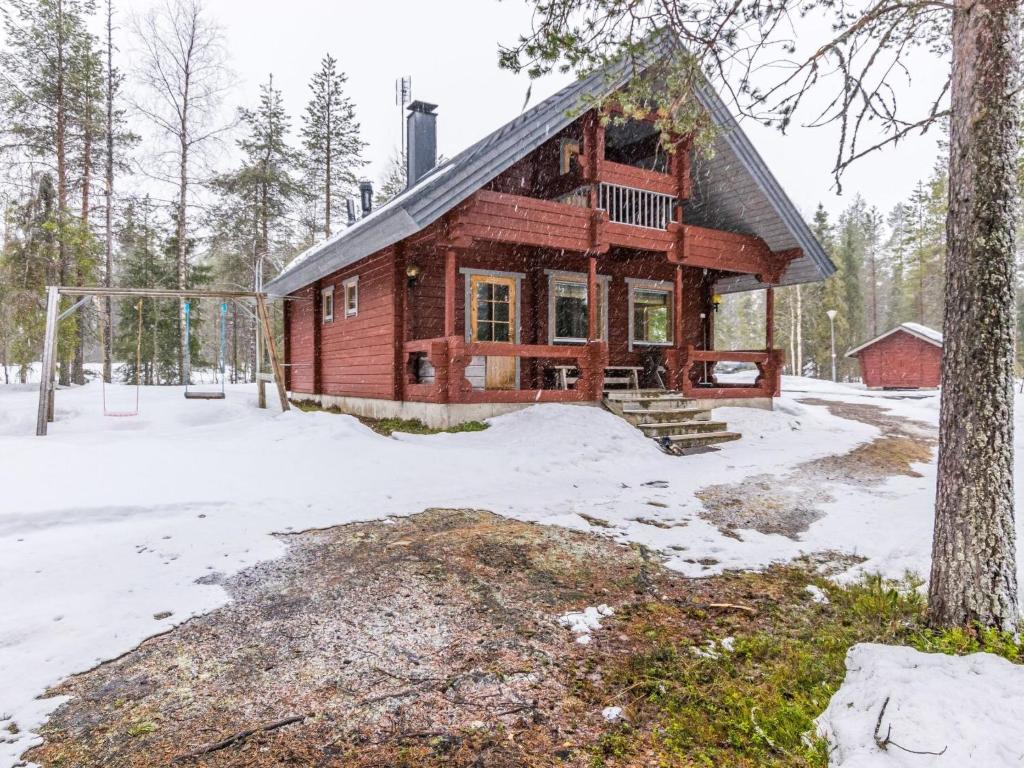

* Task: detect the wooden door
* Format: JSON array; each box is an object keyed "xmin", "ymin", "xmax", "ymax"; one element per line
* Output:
[{"xmin": 469, "ymin": 274, "xmax": 517, "ymax": 390}]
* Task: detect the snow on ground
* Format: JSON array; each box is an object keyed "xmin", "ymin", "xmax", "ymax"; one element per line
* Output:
[
  {"xmin": 0, "ymin": 374, "xmax": 1016, "ymax": 765},
  {"xmin": 818, "ymin": 643, "xmax": 1024, "ymax": 767}
]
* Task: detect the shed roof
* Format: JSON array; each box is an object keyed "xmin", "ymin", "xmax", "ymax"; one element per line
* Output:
[
  {"xmin": 845, "ymin": 323, "xmax": 944, "ymax": 357},
  {"xmin": 267, "ymin": 56, "xmax": 835, "ymax": 297}
]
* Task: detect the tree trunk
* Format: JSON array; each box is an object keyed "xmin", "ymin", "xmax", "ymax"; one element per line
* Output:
[
  {"xmin": 795, "ymin": 284, "xmax": 803, "ymax": 375},
  {"xmin": 103, "ymin": 0, "xmax": 114, "ymax": 384},
  {"xmin": 929, "ymin": 0, "xmax": 1019, "ymax": 631},
  {"xmin": 56, "ymin": 0, "xmax": 71, "ymax": 387}
]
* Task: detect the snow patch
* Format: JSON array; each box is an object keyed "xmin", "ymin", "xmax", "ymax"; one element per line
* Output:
[
  {"xmin": 558, "ymin": 604, "xmax": 614, "ymax": 644},
  {"xmin": 818, "ymin": 644, "xmax": 1024, "ymax": 767}
]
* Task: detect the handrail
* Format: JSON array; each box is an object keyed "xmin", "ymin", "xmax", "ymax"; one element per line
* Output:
[
  {"xmin": 465, "ymin": 342, "xmax": 591, "ymax": 359},
  {"xmin": 685, "ymin": 348, "xmax": 773, "ymax": 364}
]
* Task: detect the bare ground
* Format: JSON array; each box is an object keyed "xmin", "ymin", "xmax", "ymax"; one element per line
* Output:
[
  {"xmin": 26, "ymin": 509, "xmax": 796, "ymax": 768},
  {"xmin": 696, "ymin": 399, "xmax": 936, "ymax": 539}
]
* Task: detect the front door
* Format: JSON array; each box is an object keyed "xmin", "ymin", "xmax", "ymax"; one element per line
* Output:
[{"xmin": 469, "ymin": 274, "xmax": 517, "ymax": 390}]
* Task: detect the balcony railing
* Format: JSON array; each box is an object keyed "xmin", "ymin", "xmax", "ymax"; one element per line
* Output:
[
  {"xmin": 664, "ymin": 347, "xmax": 784, "ymax": 399},
  {"xmin": 598, "ymin": 182, "xmax": 675, "ymax": 230},
  {"xmin": 403, "ymin": 337, "xmax": 609, "ymax": 404}
]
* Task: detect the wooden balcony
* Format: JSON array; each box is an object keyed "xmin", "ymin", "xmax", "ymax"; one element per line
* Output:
[{"xmin": 453, "ymin": 189, "xmax": 798, "ymax": 282}]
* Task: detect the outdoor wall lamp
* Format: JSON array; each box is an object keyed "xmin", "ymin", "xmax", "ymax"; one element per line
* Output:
[
  {"xmin": 711, "ymin": 294, "xmax": 722, "ymax": 312},
  {"xmin": 406, "ymin": 263, "xmax": 422, "ymax": 287}
]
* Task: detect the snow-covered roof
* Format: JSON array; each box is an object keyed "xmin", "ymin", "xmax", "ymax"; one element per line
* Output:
[
  {"xmin": 267, "ymin": 52, "xmax": 835, "ymax": 297},
  {"xmin": 845, "ymin": 322, "xmax": 944, "ymax": 357}
]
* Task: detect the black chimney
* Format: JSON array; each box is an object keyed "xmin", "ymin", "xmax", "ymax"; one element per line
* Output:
[
  {"xmin": 346, "ymin": 197, "xmax": 356, "ymax": 225},
  {"xmin": 406, "ymin": 100, "xmax": 438, "ymax": 188},
  {"xmin": 359, "ymin": 180, "xmax": 373, "ymax": 218}
]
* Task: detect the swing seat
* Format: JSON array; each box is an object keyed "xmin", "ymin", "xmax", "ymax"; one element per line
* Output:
[{"xmin": 184, "ymin": 391, "xmax": 226, "ymax": 400}]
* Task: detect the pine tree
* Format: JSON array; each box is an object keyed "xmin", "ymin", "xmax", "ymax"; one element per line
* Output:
[
  {"xmin": 301, "ymin": 54, "xmax": 364, "ymax": 238},
  {"xmin": 376, "ymin": 147, "xmax": 408, "ymax": 206},
  {"xmin": 1, "ymin": 0, "xmax": 102, "ymax": 385}
]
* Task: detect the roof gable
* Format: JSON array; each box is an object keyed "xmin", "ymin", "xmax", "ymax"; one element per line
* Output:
[
  {"xmin": 845, "ymin": 323, "xmax": 944, "ymax": 357},
  {"xmin": 268, "ymin": 58, "xmax": 835, "ymax": 296}
]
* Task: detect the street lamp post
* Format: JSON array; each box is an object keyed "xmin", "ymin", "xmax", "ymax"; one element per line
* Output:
[{"xmin": 826, "ymin": 309, "xmax": 838, "ymax": 382}]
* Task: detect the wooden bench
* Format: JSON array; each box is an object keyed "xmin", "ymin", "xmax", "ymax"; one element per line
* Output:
[{"xmin": 552, "ymin": 365, "xmax": 643, "ymax": 390}]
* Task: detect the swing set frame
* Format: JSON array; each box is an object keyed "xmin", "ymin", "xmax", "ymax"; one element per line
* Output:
[{"xmin": 35, "ymin": 286, "xmax": 290, "ymax": 436}]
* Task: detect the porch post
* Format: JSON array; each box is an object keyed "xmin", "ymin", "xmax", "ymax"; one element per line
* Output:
[
  {"xmin": 673, "ymin": 266, "xmax": 684, "ymax": 348},
  {"xmin": 765, "ymin": 285, "xmax": 775, "ymax": 350},
  {"xmin": 587, "ymin": 254, "xmax": 599, "ymax": 341},
  {"xmin": 444, "ymin": 247, "xmax": 457, "ymax": 338}
]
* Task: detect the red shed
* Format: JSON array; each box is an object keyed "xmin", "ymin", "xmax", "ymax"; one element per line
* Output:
[{"xmin": 846, "ymin": 323, "xmax": 943, "ymax": 389}]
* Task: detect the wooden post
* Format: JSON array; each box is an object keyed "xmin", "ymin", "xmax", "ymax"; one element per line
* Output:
[
  {"xmin": 587, "ymin": 255, "xmax": 599, "ymax": 341},
  {"xmin": 444, "ymin": 247, "xmax": 457, "ymax": 338},
  {"xmin": 673, "ymin": 266, "xmax": 684, "ymax": 348},
  {"xmin": 255, "ymin": 294, "xmax": 290, "ymax": 412},
  {"xmin": 765, "ymin": 285, "xmax": 775, "ymax": 350},
  {"xmin": 35, "ymin": 286, "xmax": 60, "ymax": 436},
  {"xmin": 256, "ymin": 306, "xmax": 267, "ymax": 409}
]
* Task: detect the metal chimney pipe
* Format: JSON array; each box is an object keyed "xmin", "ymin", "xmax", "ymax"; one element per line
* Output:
[
  {"xmin": 406, "ymin": 101, "xmax": 438, "ymax": 188},
  {"xmin": 346, "ymin": 197, "xmax": 356, "ymax": 225},
  {"xmin": 359, "ymin": 180, "xmax": 373, "ymax": 218}
]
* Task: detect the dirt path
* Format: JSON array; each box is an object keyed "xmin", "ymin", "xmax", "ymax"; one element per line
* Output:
[{"xmin": 696, "ymin": 399, "xmax": 936, "ymax": 539}]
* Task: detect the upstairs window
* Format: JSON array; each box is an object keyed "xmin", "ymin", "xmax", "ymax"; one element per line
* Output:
[
  {"xmin": 343, "ymin": 277, "xmax": 359, "ymax": 317},
  {"xmin": 321, "ymin": 286, "xmax": 334, "ymax": 323}
]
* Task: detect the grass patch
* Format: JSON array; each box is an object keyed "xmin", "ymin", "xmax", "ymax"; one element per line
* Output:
[
  {"xmin": 358, "ymin": 417, "xmax": 489, "ymax": 436},
  {"xmin": 289, "ymin": 399, "xmax": 488, "ymax": 436},
  {"xmin": 585, "ymin": 568, "xmax": 1022, "ymax": 768}
]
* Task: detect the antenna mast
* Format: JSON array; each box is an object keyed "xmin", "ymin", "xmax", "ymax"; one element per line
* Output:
[{"xmin": 395, "ymin": 75, "xmax": 412, "ymax": 182}]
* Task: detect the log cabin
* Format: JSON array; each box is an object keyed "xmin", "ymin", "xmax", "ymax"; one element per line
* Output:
[{"xmin": 267, "ymin": 61, "xmax": 836, "ymax": 446}]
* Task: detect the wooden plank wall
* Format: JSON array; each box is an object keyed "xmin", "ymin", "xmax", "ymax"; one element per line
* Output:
[
  {"xmin": 286, "ymin": 285, "xmax": 316, "ymax": 394},
  {"xmin": 315, "ymin": 249, "xmax": 398, "ymax": 400}
]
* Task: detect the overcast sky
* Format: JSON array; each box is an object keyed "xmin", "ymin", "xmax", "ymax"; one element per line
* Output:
[{"xmin": 11, "ymin": 0, "xmax": 950, "ymax": 221}]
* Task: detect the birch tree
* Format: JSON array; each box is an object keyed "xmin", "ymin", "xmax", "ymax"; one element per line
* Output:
[
  {"xmin": 502, "ymin": 0, "xmax": 1020, "ymax": 630},
  {"xmin": 133, "ymin": 0, "xmax": 231, "ymax": 383}
]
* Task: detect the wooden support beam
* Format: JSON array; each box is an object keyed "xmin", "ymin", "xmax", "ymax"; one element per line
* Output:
[
  {"xmin": 57, "ymin": 286, "xmax": 263, "ymax": 300},
  {"xmin": 35, "ymin": 286, "xmax": 60, "ymax": 436},
  {"xmin": 674, "ymin": 265, "xmax": 684, "ymax": 348},
  {"xmin": 255, "ymin": 294, "xmax": 290, "ymax": 413},
  {"xmin": 587, "ymin": 255, "xmax": 599, "ymax": 342},
  {"xmin": 444, "ymin": 247, "xmax": 457, "ymax": 337},
  {"xmin": 765, "ymin": 285, "xmax": 775, "ymax": 350}
]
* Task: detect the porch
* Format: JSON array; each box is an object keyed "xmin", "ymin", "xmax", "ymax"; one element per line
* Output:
[{"xmin": 398, "ymin": 246, "xmax": 784, "ymax": 406}]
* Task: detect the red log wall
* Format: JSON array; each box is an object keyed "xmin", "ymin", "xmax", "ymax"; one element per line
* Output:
[
  {"xmin": 855, "ymin": 330, "xmax": 941, "ymax": 388},
  {"xmin": 286, "ymin": 249, "xmax": 399, "ymax": 398}
]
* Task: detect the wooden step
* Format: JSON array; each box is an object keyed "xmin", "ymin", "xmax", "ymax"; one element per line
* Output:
[
  {"xmin": 604, "ymin": 388, "xmax": 671, "ymax": 399},
  {"xmin": 606, "ymin": 395, "xmax": 695, "ymax": 410},
  {"xmin": 658, "ymin": 431, "xmax": 742, "ymax": 450},
  {"xmin": 621, "ymin": 407, "xmax": 710, "ymax": 424},
  {"xmin": 639, "ymin": 420, "xmax": 729, "ymax": 437}
]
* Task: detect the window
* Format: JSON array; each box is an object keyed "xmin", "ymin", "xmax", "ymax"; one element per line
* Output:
[
  {"xmin": 628, "ymin": 280, "xmax": 673, "ymax": 347},
  {"xmin": 473, "ymin": 279, "xmax": 513, "ymax": 342},
  {"xmin": 320, "ymin": 286, "xmax": 334, "ymax": 323},
  {"xmin": 343, "ymin": 277, "xmax": 358, "ymax": 317},
  {"xmin": 547, "ymin": 272, "xmax": 608, "ymax": 343}
]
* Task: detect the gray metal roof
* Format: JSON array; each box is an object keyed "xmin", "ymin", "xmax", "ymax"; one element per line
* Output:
[{"xmin": 268, "ymin": 61, "xmax": 834, "ymax": 297}]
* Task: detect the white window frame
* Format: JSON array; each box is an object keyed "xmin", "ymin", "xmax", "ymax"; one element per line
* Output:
[
  {"xmin": 343, "ymin": 276, "xmax": 359, "ymax": 317},
  {"xmin": 626, "ymin": 277, "xmax": 674, "ymax": 350},
  {"xmin": 545, "ymin": 270, "xmax": 610, "ymax": 344},
  {"xmin": 320, "ymin": 285, "xmax": 334, "ymax": 323}
]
